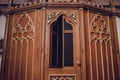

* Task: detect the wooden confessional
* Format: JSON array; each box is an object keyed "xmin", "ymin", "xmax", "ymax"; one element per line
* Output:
[{"xmin": 0, "ymin": 1, "xmax": 120, "ymax": 80}]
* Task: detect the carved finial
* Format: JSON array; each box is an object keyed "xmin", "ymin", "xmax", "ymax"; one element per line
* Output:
[
  {"xmin": 92, "ymin": 3, "xmax": 95, "ymax": 7},
  {"xmin": 97, "ymin": 4, "xmax": 100, "ymax": 7},
  {"xmin": 34, "ymin": 0, "xmax": 37, "ymax": 4},
  {"xmin": 28, "ymin": 2, "xmax": 32, "ymax": 6},
  {"xmin": 83, "ymin": 1, "xmax": 87, "ymax": 4},
  {"xmin": 8, "ymin": 0, "xmax": 12, "ymax": 9},
  {"xmin": 109, "ymin": 0, "xmax": 115, "ymax": 11},
  {"xmin": 100, "ymin": 5, "xmax": 104, "ymax": 8}
]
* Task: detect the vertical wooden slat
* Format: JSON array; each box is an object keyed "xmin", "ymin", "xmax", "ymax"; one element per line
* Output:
[
  {"xmin": 33, "ymin": 10, "xmax": 41, "ymax": 80},
  {"xmin": 85, "ymin": 10, "xmax": 91, "ymax": 80},
  {"xmin": 74, "ymin": 9, "xmax": 80, "ymax": 80},
  {"xmin": 42, "ymin": 7, "xmax": 46, "ymax": 80},
  {"xmin": 26, "ymin": 39, "xmax": 33, "ymax": 80},
  {"xmin": 100, "ymin": 40, "xmax": 105, "ymax": 80},
  {"xmin": 14, "ymin": 40, "xmax": 21, "ymax": 80},
  {"xmin": 20, "ymin": 40, "xmax": 27, "ymax": 80},
  {"xmin": 89, "ymin": 38, "xmax": 93, "ymax": 80},
  {"xmin": 19, "ymin": 40, "xmax": 23, "ymax": 80},
  {"xmin": 105, "ymin": 41, "xmax": 110, "ymax": 80},
  {"xmin": 24, "ymin": 39, "xmax": 28, "ymax": 80},
  {"xmin": 79, "ymin": 8, "xmax": 86, "ymax": 80},
  {"xmin": 110, "ymin": 17, "xmax": 119, "ymax": 80},
  {"xmin": 97, "ymin": 40, "xmax": 103, "ymax": 80},
  {"xmin": 95, "ymin": 41, "xmax": 99, "ymax": 80},
  {"xmin": 102, "ymin": 41, "xmax": 108, "ymax": 80},
  {"xmin": 91, "ymin": 40, "xmax": 97, "ymax": 80},
  {"xmin": 87, "ymin": 11, "xmax": 93, "ymax": 80},
  {"xmin": 9, "ymin": 40, "xmax": 17, "ymax": 80},
  {"xmin": 107, "ymin": 41, "xmax": 113, "ymax": 80},
  {"xmin": 109, "ymin": 40, "xmax": 115, "ymax": 80},
  {"xmin": 32, "ymin": 10, "xmax": 36, "ymax": 80},
  {"xmin": 112, "ymin": 16, "xmax": 120, "ymax": 80},
  {"xmin": 108, "ymin": 16, "xmax": 115, "ymax": 80},
  {"xmin": 8, "ymin": 14, "xmax": 16, "ymax": 80}
]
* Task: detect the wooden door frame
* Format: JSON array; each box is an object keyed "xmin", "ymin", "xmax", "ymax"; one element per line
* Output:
[{"xmin": 44, "ymin": 10, "xmax": 81, "ymax": 80}]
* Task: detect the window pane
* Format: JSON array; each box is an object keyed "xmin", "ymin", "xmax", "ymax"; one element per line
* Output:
[
  {"xmin": 58, "ymin": 18, "xmax": 63, "ymax": 68},
  {"xmin": 52, "ymin": 23, "xmax": 57, "ymax": 32},
  {"xmin": 64, "ymin": 19, "xmax": 73, "ymax": 30},
  {"xmin": 51, "ymin": 34, "xmax": 57, "ymax": 67},
  {"xmin": 50, "ymin": 16, "xmax": 63, "ymax": 68},
  {"xmin": 64, "ymin": 33, "xmax": 73, "ymax": 66}
]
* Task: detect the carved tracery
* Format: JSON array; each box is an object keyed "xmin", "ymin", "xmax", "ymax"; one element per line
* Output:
[
  {"xmin": 48, "ymin": 12, "xmax": 77, "ymax": 25},
  {"xmin": 10, "ymin": 13, "xmax": 35, "ymax": 80},
  {"xmin": 88, "ymin": 14, "xmax": 114, "ymax": 80},
  {"xmin": 50, "ymin": 75, "xmax": 75, "ymax": 80},
  {"xmin": 90, "ymin": 14, "xmax": 110, "ymax": 41},
  {"xmin": 12, "ymin": 13, "xmax": 35, "ymax": 41}
]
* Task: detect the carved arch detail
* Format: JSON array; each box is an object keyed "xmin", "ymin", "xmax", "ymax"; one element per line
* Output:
[
  {"xmin": 9, "ymin": 12, "xmax": 35, "ymax": 80},
  {"xmin": 90, "ymin": 14, "xmax": 111, "ymax": 41},
  {"xmin": 12, "ymin": 12, "xmax": 35, "ymax": 41},
  {"xmin": 47, "ymin": 12, "xmax": 77, "ymax": 25},
  {"xmin": 88, "ymin": 14, "xmax": 115, "ymax": 80}
]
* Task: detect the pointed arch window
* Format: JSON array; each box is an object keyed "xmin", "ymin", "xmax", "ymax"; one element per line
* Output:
[{"xmin": 50, "ymin": 15, "xmax": 73, "ymax": 68}]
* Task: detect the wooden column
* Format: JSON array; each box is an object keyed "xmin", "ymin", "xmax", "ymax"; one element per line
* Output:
[{"xmin": 79, "ymin": 8, "xmax": 86, "ymax": 80}]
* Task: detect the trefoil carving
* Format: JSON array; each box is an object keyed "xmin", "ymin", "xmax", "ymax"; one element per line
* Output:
[
  {"xmin": 12, "ymin": 13, "xmax": 35, "ymax": 41},
  {"xmin": 90, "ymin": 14, "xmax": 111, "ymax": 41}
]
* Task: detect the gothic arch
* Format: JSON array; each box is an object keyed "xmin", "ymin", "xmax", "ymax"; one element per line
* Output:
[
  {"xmin": 48, "ymin": 12, "xmax": 77, "ymax": 27},
  {"xmin": 12, "ymin": 12, "xmax": 35, "ymax": 41},
  {"xmin": 90, "ymin": 14, "xmax": 110, "ymax": 41}
]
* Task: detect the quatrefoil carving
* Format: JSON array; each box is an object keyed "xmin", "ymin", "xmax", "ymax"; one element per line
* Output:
[
  {"xmin": 90, "ymin": 14, "xmax": 110, "ymax": 41},
  {"xmin": 12, "ymin": 13, "xmax": 35, "ymax": 40}
]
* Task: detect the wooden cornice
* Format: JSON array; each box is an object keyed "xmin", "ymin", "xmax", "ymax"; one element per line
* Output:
[{"xmin": 1, "ymin": 2, "xmax": 116, "ymax": 16}]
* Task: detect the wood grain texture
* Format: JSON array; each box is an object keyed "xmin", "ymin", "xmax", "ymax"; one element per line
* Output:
[{"xmin": 1, "ymin": 5, "xmax": 120, "ymax": 80}]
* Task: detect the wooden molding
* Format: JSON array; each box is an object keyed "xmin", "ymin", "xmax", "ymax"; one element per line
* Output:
[{"xmin": 1, "ymin": 3, "xmax": 114, "ymax": 16}]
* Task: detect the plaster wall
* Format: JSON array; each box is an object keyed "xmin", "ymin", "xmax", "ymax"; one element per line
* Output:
[
  {"xmin": 116, "ymin": 17, "xmax": 120, "ymax": 53},
  {"xmin": 0, "ymin": 15, "xmax": 6, "ymax": 72}
]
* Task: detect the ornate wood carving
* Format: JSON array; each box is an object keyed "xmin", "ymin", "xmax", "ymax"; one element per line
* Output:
[
  {"xmin": 50, "ymin": 75, "xmax": 75, "ymax": 80},
  {"xmin": 90, "ymin": 14, "xmax": 110, "ymax": 41},
  {"xmin": 48, "ymin": 12, "xmax": 60, "ymax": 24},
  {"xmin": 9, "ymin": 12, "xmax": 35, "ymax": 80},
  {"xmin": 48, "ymin": 12, "xmax": 77, "ymax": 25},
  {"xmin": 12, "ymin": 13, "xmax": 35, "ymax": 41},
  {"xmin": 88, "ymin": 13, "xmax": 115, "ymax": 80}
]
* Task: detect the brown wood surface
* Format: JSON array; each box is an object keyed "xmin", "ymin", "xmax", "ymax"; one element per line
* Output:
[{"xmin": 1, "ymin": 4, "xmax": 120, "ymax": 80}]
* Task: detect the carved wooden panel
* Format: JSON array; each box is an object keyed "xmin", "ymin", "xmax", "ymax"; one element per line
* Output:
[
  {"xmin": 85, "ymin": 11, "xmax": 119, "ymax": 80},
  {"xmin": 47, "ymin": 11, "xmax": 77, "ymax": 25},
  {"xmin": 49, "ymin": 74, "xmax": 76, "ymax": 80},
  {"xmin": 44, "ymin": 9, "xmax": 80, "ymax": 80},
  {"xmin": 8, "ymin": 12, "xmax": 35, "ymax": 80},
  {"xmin": 90, "ymin": 14, "xmax": 113, "ymax": 80},
  {"xmin": 3, "ymin": 10, "xmax": 42, "ymax": 80},
  {"xmin": 2, "ymin": 7, "xmax": 119, "ymax": 80}
]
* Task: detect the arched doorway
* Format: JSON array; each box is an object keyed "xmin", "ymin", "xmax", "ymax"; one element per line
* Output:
[{"xmin": 44, "ymin": 15, "xmax": 81, "ymax": 80}]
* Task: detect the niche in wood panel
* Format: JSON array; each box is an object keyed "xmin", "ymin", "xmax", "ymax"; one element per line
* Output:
[
  {"xmin": 89, "ymin": 14, "xmax": 114, "ymax": 80},
  {"xmin": 9, "ymin": 13, "xmax": 35, "ymax": 80}
]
